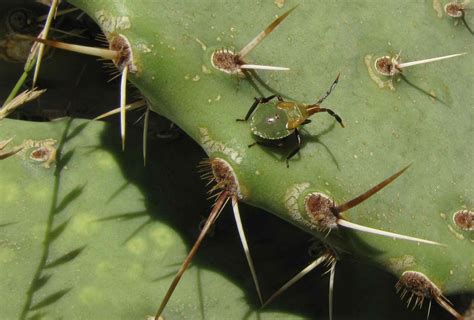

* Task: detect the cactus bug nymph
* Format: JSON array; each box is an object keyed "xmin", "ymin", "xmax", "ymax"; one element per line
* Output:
[{"xmin": 237, "ymin": 74, "xmax": 344, "ymax": 167}]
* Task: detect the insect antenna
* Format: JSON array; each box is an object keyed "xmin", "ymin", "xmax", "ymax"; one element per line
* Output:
[
  {"xmin": 305, "ymin": 74, "xmax": 344, "ymax": 127},
  {"xmin": 315, "ymin": 73, "xmax": 340, "ymax": 105}
]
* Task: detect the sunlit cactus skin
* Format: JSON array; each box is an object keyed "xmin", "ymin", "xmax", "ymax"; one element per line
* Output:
[{"xmin": 1, "ymin": 0, "xmax": 473, "ymax": 319}]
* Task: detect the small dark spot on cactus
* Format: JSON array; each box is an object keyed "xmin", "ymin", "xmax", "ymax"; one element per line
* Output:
[
  {"xmin": 199, "ymin": 158, "xmax": 241, "ymax": 198},
  {"xmin": 444, "ymin": 2, "xmax": 474, "ymax": 35},
  {"xmin": 453, "ymin": 209, "xmax": 473, "ymax": 231},
  {"xmin": 30, "ymin": 147, "xmax": 50, "ymax": 162},
  {"xmin": 304, "ymin": 193, "xmax": 338, "ymax": 231},
  {"xmin": 29, "ymin": 145, "xmax": 56, "ymax": 168},
  {"xmin": 444, "ymin": 2, "xmax": 464, "ymax": 18},
  {"xmin": 374, "ymin": 56, "xmax": 398, "ymax": 76},
  {"xmin": 210, "ymin": 49, "xmax": 242, "ymax": 74},
  {"xmin": 109, "ymin": 34, "xmax": 137, "ymax": 73}
]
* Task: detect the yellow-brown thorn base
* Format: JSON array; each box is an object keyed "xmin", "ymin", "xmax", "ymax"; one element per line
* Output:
[
  {"xmin": 304, "ymin": 192, "xmax": 338, "ymax": 232},
  {"xmin": 396, "ymin": 271, "xmax": 463, "ymax": 319},
  {"xmin": 109, "ymin": 33, "xmax": 137, "ymax": 73},
  {"xmin": 198, "ymin": 158, "xmax": 241, "ymax": 199},
  {"xmin": 210, "ymin": 49, "xmax": 243, "ymax": 75}
]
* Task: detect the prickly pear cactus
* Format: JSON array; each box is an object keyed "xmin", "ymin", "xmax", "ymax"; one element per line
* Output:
[
  {"xmin": 2, "ymin": 118, "xmax": 451, "ymax": 320},
  {"xmin": 0, "ymin": 118, "xmax": 282, "ymax": 319},
  {"xmin": 1, "ymin": 0, "xmax": 473, "ymax": 319}
]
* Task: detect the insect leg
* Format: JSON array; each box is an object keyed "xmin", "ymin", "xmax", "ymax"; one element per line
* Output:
[
  {"xmin": 236, "ymin": 95, "xmax": 278, "ymax": 121},
  {"xmin": 260, "ymin": 95, "xmax": 279, "ymax": 103},
  {"xmin": 248, "ymin": 140, "xmax": 281, "ymax": 148},
  {"xmin": 314, "ymin": 107, "xmax": 345, "ymax": 128},
  {"xmin": 286, "ymin": 129, "xmax": 301, "ymax": 168},
  {"xmin": 315, "ymin": 73, "xmax": 340, "ymax": 105}
]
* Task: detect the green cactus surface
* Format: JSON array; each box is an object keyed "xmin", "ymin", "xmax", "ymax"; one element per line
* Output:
[
  {"xmin": 69, "ymin": 0, "xmax": 473, "ymax": 291},
  {"xmin": 1, "ymin": 117, "xmax": 447, "ymax": 320},
  {"xmin": 1, "ymin": 0, "xmax": 473, "ymax": 319}
]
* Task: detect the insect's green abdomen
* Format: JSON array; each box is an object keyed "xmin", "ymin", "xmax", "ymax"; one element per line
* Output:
[{"xmin": 250, "ymin": 101, "xmax": 303, "ymax": 140}]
